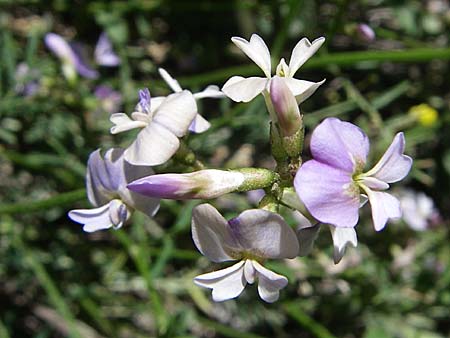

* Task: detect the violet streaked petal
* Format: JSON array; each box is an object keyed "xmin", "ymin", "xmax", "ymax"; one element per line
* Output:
[
  {"xmin": 365, "ymin": 189, "xmax": 402, "ymax": 231},
  {"xmin": 110, "ymin": 113, "xmax": 147, "ymax": 134},
  {"xmin": 295, "ymin": 160, "xmax": 360, "ymax": 228},
  {"xmin": 138, "ymin": 88, "xmax": 152, "ymax": 115},
  {"xmin": 194, "ymin": 261, "xmax": 246, "ymax": 302},
  {"xmin": 310, "ymin": 117, "xmax": 370, "ymax": 172},
  {"xmin": 193, "ymin": 85, "xmax": 226, "ymax": 99},
  {"xmin": 329, "ymin": 225, "xmax": 357, "ymax": 264},
  {"xmin": 124, "ymin": 122, "xmax": 180, "ymax": 166},
  {"xmin": 152, "ymin": 90, "xmax": 197, "ymax": 137},
  {"xmin": 231, "ymin": 34, "xmax": 271, "ymax": 77},
  {"xmin": 288, "ymin": 37, "xmax": 325, "ymax": 77},
  {"xmin": 94, "ymin": 32, "xmax": 121, "ymax": 67},
  {"xmin": 128, "ymin": 170, "xmax": 245, "ymax": 200},
  {"xmin": 191, "ymin": 204, "xmax": 238, "ymax": 262},
  {"xmin": 188, "ymin": 114, "xmax": 211, "ymax": 133},
  {"xmin": 252, "ymin": 260, "xmax": 288, "ymax": 303},
  {"xmin": 119, "ymin": 158, "xmax": 160, "ymax": 217},
  {"xmin": 364, "ymin": 132, "xmax": 413, "ymax": 183},
  {"xmin": 222, "ymin": 76, "xmax": 268, "ymax": 103},
  {"xmin": 85, "ymin": 149, "xmax": 125, "ymax": 206},
  {"xmin": 158, "ymin": 68, "xmax": 182, "ymax": 92},
  {"xmin": 86, "ymin": 149, "xmax": 109, "ymax": 206},
  {"xmin": 282, "ymin": 77, "xmax": 326, "ymax": 104},
  {"xmin": 227, "ymin": 209, "xmax": 299, "ymax": 259}
]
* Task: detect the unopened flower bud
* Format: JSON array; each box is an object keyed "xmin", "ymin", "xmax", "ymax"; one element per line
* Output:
[
  {"xmin": 270, "ymin": 76, "xmax": 302, "ymax": 137},
  {"xmin": 128, "ymin": 168, "xmax": 279, "ymax": 200},
  {"xmin": 128, "ymin": 169, "xmax": 245, "ymax": 200},
  {"xmin": 356, "ymin": 24, "xmax": 375, "ymax": 42}
]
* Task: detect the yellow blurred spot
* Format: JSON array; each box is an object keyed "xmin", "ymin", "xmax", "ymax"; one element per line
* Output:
[{"xmin": 408, "ymin": 104, "xmax": 438, "ymax": 127}]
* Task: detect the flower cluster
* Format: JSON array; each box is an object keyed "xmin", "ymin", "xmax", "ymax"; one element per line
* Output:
[{"xmin": 68, "ymin": 33, "xmax": 413, "ymax": 303}]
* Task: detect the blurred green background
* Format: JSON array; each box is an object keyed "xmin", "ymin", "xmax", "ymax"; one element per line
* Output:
[{"xmin": 0, "ymin": 0, "xmax": 449, "ymax": 337}]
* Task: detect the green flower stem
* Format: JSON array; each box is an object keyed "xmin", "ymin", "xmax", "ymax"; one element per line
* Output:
[
  {"xmin": 0, "ymin": 189, "xmax": 86, "ymax": 215},
  {"xmin": 283, "ymin": 302, "xmax": 337, "ymax": 338}
]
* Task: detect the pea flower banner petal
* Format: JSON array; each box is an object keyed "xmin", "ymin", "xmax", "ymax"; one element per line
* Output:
[
  {"xmin": 192, "ymin": 204, "xmax": 298, "ymax": 302},
  {"xmin": 110, "ymin": 89, "xmax": 197, "ymax": 166},
  {"xmin": 295, "ymin": 117, "xmax": 412, "ymax": 231},
  {"xmin": 158, "ymin": 68, "xmax": 225, "ymax": 133}
]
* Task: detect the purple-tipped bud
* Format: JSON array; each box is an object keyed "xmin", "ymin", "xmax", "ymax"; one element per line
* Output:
[
  {"xmin": 356, "ymin": 24, "xmax": 375, "ymax": 42},
  {"xmin": 127, "ymin": 169, "xmax": 246, "ymax": 200},
  {"xmin": 270, "ymin": 76, "xmax": 302, "ymax": 137}
]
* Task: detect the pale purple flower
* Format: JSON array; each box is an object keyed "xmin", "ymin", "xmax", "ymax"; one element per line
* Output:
[
  {"xmin": 68, "ymin": 148, "xmax": 159, "ymax": 232},
  {"xmin": 399, "ymin": 189, "xmax": 440, "ymax": 231},
  {"xmin": 14, "ymin": 63, "xmax": 41, "ymax": 97},
  {"xmin": 128, "ymin": 169, "xmax": 245, "ymax": 200},
  {"xmin": 192, "ymin": 204, "xmax": 299, "ymax": 302},
  {"xmin": 110, "ymin": 88, "xmax": 197, "ymax": 166},
  {"xmin": 158, "ymin": 68, "xmax": 224, "ymax": 133},
  {"xmin": 45, "ymin": 33, "xmax": 99, "ymax": 79},
  {"xmin": 295, "ymin": 117, "xmax": 412, "ymax": 231},
  {"xmin": 94, "ymin": 32, "xmax": 121, "ymax": 67},
  {"xmin": 222, "ymin": 34, "xmax": 325, "ymax": 103},
  {"xmin": 94, "ymin": 85, "xmax": 122, "ymax": 114}
]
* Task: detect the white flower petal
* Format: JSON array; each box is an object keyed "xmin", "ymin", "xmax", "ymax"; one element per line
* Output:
[
  {"xmin": 231, "ymin": 34, "xmax": 271, "ymax": 77},
  {"xmin": 228, "ymin": 209, "xmax": 299, "ymax": 259},
  {"xmin": 189, "ymin": 114, "xmax": 211, "ymax": 133},
  {"xmin": 110, "ymin": 113, "xmax": 147, "ymax": 134},
  {"xmin": 361, "ymin": 176, "xmax": 389, "ymax": 190},
  {"xmin": 329, "ymin": 225, "xmax": 357, "ymax": 264},
  {"xmin": 222, "ymin": 76, "xmax": 267, "ymax": 102},
  {"xmin": 150, "ymin": 96, "xmax": 165, "ymax": 113},
  {"xmin": 152, "ymin": 90, "xmax": 197, "ymax": 137},
  {"xmin": 282, "ymin": 77, "xmax": 325, "ymax": 104},
  {"xmin": 124, "ymin": 122, "xmax": 179, "ymax": 166},
  {"xmin": 244, "ymin": 259, "xmax": 256, "ymax": 284},
  {"xmin": 252, "ymin": 261, "xmax": 288, "ymax": 303},
  {"xmin": 365, "ymin": 132, "xmax": 413, "ymax": 183},
  {"xmin": 194, "ymin": 261, "xmax": 246, "ymax": 302},
  {"xmin": 193, "ymin": 85, "xmax": 226, "ymax": 99},
  {"xmin": 366, "ymin": 190, "xmax": 402, "ymax": 231},
  {"xmin": 191, "ymin": 204, "xmax": 238, "ymax": 262},
  {"xmin": 158, "ymin": 68, "xmax": 183, "ymax": 92},
  {"xmin": 288, "ymin": 37, "xmax": 325, "ymax": 77},
  {"xmin": 68, "ymin": 199, "xmax": 130, "ymax": 232}
]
